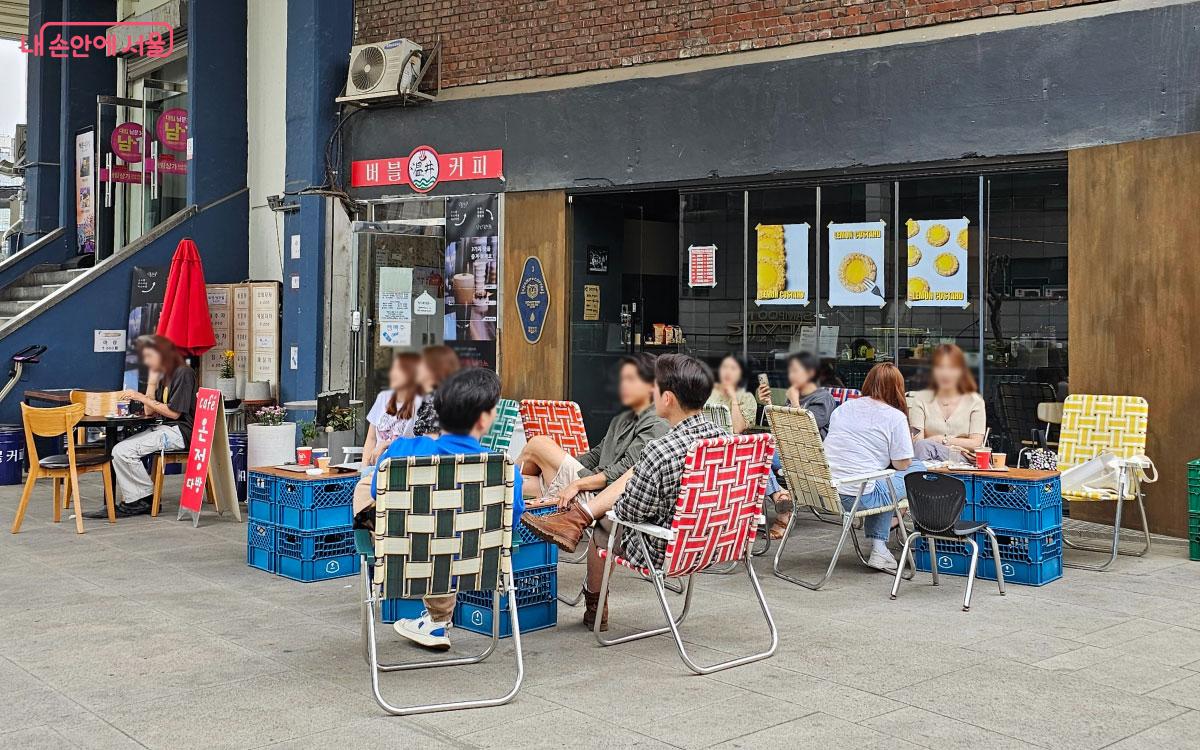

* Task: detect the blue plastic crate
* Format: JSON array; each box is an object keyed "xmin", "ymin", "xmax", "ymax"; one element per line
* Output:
[
  {"xmin": 246, "ymin": 521, "xmax": 275, "ymax": 573},
  {"xmin": 380, "ymin": 598, "xmax": 426, "ymax": 624},
  {"xmin": 276, "ymin": 476, "xmax": 357, "ymax": 531},
  {"xmin": 511, "ymin": 505, "xmax": 559, "ymax": 571},
  {"xmin": 975, "ymin": 476, "xmax": 1062, "ymax": 533},
  {"xmin": 514, "ymin": 504, "xmax": 556, "ymax": 546},
  {"xmin": 913, "ymin": 536, "xmax": 975, "ymax": 577},
  {"xmin": 979, "ymin": 528, "xmax": 1063, "ymax": 587},
  {"xmin": 454, "ymin": 564, "xmax": 557, "ymax": 638},
  {"xmin": 275, "ymin": 526, "xmax": 360, "ymax": 582}
]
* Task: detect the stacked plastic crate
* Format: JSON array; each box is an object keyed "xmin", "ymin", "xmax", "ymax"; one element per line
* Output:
[
  {"xmin": 1189, "ymin": 459, "xmax": 1200, "ymax": 561},
  {"xmin": 379, "ymin": 506, "xmax": 560, "ymax": 635},
  {"xmin": 245, "ymin": 470, "xmax": 361, "ymax": 582},
  {"xmin": 915, "ymin": 472, "xmax": 1063, "ymax": 586}
]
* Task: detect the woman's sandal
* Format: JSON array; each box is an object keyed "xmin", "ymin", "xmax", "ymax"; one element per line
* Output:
[{"xmin": 768, "ymin": 492, "xmax": 793, "ymax": 540}]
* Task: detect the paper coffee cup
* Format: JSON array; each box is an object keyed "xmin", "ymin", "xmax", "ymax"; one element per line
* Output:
[
  {"xmin": 975, "ymin": 449, "xmax": 992, "ymax": 470},
  {"xmin": 992, "ymin": 452, "xmax": 1007, "ymax": 468}
]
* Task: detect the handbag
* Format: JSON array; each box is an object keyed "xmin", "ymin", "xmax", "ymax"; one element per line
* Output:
[{"xmin": 1061, "ymin": 452, "xmax": 1158, "ymax": 495}]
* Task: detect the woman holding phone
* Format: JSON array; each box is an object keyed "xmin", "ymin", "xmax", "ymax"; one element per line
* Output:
[{"xmin": 909, "ymin": 344, "xmax": 987, "ymax": 461}]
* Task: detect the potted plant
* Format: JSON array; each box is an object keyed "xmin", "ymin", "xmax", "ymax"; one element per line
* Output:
[
  {"xmin": 322, "ymin": 404, "xmax": 358, "ymax": 464},
  {"xmin": 216, "ymin": 350, "xmax": 238, "ymax": 402},
  {"xmin": 299, "ymin": 420, "xmax": 320, "ymax": 448},
  {"xmin": 246, "ymin": 405, "xmax": 295, "ymax": 468}
]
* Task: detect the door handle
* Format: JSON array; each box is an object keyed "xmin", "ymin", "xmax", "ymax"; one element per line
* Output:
[{"xmin": 104, "ymin": 153, "xmax": 113, "ymax": 207}]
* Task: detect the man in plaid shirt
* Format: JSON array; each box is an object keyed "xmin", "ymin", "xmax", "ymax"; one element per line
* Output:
[{"xmin": 581, "ymin": 354, "xmax": 724, "ymax": 631}]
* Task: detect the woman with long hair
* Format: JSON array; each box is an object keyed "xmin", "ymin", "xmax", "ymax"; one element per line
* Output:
[
  {"xmin": 757, "ymin": 351, "xmax": 836, "ymax": 437},
  {"xmin": 909, "ymin": 344, "xmax": 987, "ymax": 461},
  {"xmin": 411, "ymin": 345, "xmax": 461, "ymax": 436},
  {"xmin": 84, "ymin": 335, "xmax": 197, "ymax": 519},
  {"xmin": 363, "ymin": 351, "xmax": 422, "ymax": 464},
  {"xmin": 822, "ymin": 363, "xmax": 920, "ymax": 573},
  {"xmin": 706, "ymin": 354, "xmax": 757, "ymax": 434}
]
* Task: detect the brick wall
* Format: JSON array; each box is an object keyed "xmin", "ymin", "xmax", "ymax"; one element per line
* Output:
[{"xmin": 354, "ymin": 0, "xmax": 1113, "ymax": 88}]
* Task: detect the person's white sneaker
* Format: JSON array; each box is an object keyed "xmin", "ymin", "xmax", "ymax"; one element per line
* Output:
[
  {"xmin": 866, "ymin": 548, "xmax": 899, "ymax": 573},
  {"xmin": 393, "ymin": 611, "xmax": 452, "ymax": 651}
]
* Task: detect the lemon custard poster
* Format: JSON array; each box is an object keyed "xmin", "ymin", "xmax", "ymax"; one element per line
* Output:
[
  {"xmin": 755, "ymin": 223, "xmax": 810, "ymax": 306},
  {"xmin": 827, "ymin": 221, "xmax": 886, "ymax": 308},
  {"xmin": 906, "ymin": 217, "xmax": 969, "ymax": 308}
]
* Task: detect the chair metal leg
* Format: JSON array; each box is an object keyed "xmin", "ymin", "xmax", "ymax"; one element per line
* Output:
[
  {"xmin": 982, "ymin": 528, "xmax": 1006, "ymax": 596},
  {"xmin": 364, "ymin": 569, "xmax": 524, "ymax": 716},
  {"xmin": 928, "ymin": 537, "xmax": 940, "ymax": 586},
  {"xmin": 963, "ymin": 536, "xmax": 980, "ymax": 611},
  {"xmin": 560, "ymin": 527, "xmax": 591, "ymax": 564},
  {"xmin": 595, "ymin": 531, "xmax": 693, "ymax": 647},
  {"xmin": 558, "ymin": 586, "xmax": 585, "ymax": 607},
  {"xmin": 890, "ymin": 531, "xmax": 920, "ymax": 600},
  {"xmin": 655, "ymin": 550, "xmax": 778, "ymax": 675},
  {"xmin": 773, "ymin": 494, "xmax": 860, "ymax": 591},
  {"xmin": 1064, "ymin": 474, "xmax": 1151, "ymax": 570}
]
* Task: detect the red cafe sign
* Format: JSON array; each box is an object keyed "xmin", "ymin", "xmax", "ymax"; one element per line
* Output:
[{"xmin": 350, "ymin": 146, "xmax": 503, "ymax": 192}]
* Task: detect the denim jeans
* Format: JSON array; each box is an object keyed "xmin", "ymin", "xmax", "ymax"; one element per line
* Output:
[{"xmin": 838, "ymin": 461, "xmax": 926, "ymax": 541}]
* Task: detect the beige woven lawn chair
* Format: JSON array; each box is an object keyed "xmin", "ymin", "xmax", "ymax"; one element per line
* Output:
[
  {"xmin": 702, "ymin": 403, "xmax": 733, "ymax": 434},
  {"xmin": 765, "ymin": 405, "xmax": 913, "ymax": 590}
]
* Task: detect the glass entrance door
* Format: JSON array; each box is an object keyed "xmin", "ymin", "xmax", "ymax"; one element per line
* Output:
[
  {"xmin": 139, "ymin": 80, "xmax": 189, "ymax": 231},
  {"xmin": 96, "ymin": 95, "xmax": 149, "ymax": 259}
]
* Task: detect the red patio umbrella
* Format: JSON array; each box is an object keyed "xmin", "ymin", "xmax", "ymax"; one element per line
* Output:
[{"xmin": 155, "ymin": 237, "xmax": 215, "ymax": 356}]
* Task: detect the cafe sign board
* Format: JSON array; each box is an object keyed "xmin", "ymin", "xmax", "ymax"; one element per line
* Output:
[
  {"xmin": 517, "ymin": 256, "xmax": 550, "ymax": 344},
  {"xmin": 350, "ymin": 146, "xmax": 504, "ymax": 192}
]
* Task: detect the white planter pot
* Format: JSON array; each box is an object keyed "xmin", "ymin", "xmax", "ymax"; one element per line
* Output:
[
  {"xmin": 247, "ymin": 422, "xmax": 296, "ymax": 469},
  {"xmin": 216, "ymin": 377, "xmax": 238, "ymax": 402}
]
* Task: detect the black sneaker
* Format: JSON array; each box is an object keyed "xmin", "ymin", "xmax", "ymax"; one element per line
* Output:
[{"xmin": 115, "ymin": 499, "xmax": 152, "ymax": 517}]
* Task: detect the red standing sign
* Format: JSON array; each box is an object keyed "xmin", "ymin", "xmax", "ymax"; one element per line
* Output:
[{"xmin": 180, "ymin": 387, "xmax": 221, "ymax": 514}]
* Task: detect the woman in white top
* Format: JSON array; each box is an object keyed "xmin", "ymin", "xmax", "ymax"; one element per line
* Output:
[
  {"xmin": 823, "ymin": 363, "xmax": 921, "ymax": 573},
  {"xmin": 363, "ymin": 351, "xmax": 423, "ymax": 464},
  {"xmin": 909, "ymin": 344, "xmax": 987, "ymax": 462}
]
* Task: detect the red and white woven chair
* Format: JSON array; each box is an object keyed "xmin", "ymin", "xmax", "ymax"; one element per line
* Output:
[
  {"xmin": 518, "ymin": 399, "xmax": 590, "ymax": 456},
  {"xmin": 829, "ymin": 387, "xmax": 862, "ymax": 406},
  {"xmin": 593, "ymin": 433, "xmax": 779, "ymax": 675}
]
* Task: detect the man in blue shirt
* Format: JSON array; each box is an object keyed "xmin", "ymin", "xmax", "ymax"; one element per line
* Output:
[{"xmin": 353, "ymin": 367, "xmax": 523, "ymax": 651}]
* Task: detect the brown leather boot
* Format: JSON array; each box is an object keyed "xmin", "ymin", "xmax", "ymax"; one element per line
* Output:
[
  {"xmin": 582, "ymin": 588, "xmax": 609, "ymax": 631},
  {"xmin": 520, "ymin": 503, "xmax": 593, "ymax": 553}
]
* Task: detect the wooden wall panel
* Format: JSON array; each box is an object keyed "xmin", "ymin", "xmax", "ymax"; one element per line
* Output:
[
  {"xmin": 1068, "ymin": 133, "xmax": 1200, "ymax": 538},
  {"xmin": 500, "ymin": 190, "xmax": 569, "ymax": 400}
]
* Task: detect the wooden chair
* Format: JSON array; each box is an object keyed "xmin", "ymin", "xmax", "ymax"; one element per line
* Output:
[
  {"xmin": 67, "ymin": 390, "xmax": 110, "ymax": 455},
  {"xmin": 11, "ymin": 403, "xmax": 115, "ymax": 535},
  {"xmin": 150, "ymin": 451, "xmax": 218, "ymax": 517}
]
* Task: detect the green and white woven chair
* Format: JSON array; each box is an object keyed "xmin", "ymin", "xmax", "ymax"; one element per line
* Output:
[
  {"xmin": 766, "ymin": 405, "xmax": 914, "ymax": 590},
  {"xmin": 480, "ymin": 398, "xmax": 521, "ymax": 454},
  {"xmin": 358, "ymin": 452, "xmax": 523, "ymax": 716}
]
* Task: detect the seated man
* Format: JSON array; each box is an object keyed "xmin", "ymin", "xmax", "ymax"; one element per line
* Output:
[
  {"xmin": 351, "ymin": 367, "xmax": 523, "ymax": 651},
  {"xmin": 517, "ymin": 353, "xmax": 666, "ymax": 550},
  {"xmin": 529, "ymin": 353, "xmax": 722, "ymax": 631}
]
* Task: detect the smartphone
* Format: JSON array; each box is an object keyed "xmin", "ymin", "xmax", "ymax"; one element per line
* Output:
[{"xmin": 758, "ymin": 373, "xmax": 770, "ymax": 389}]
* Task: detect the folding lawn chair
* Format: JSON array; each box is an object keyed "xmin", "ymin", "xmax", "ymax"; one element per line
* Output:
[
  {"xmin": 765, "ymin": 405, "xmax": 914, "ymax": 590},
  {"xmin": 358, "ymin": 452, "xmax": 523, "ymax": 716},
  {"xmin": 1057, "ymin": 395, "xmax": 1155, "ymax": 571},
  {"xmin": 593, "ymin": 433, "xmax": 778, "ymax": 675},
  {"xmin": 828, "ymin": 387, "xmax": 862, "ymax": 407},
  {"xmin": 518, "ymin": 399, "xmax": 590, "ymax": 456},
  {"xmin": 701, "ymin": 403, "xmax": 733, "ymax": 434},
  {"xmin": 480, "ymin": 398, "xmax": 521, "ymax": 454}
]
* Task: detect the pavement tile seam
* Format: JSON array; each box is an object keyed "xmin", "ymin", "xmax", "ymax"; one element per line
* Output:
[{"xmin": 858, "ymin": 705, "xmax": 1054, "ymax": 750}]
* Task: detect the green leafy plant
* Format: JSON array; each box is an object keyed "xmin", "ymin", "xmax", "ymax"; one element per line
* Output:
[
  {"xmin": 299, "ymin": 420, "xmax": 319, "ymax": 446},
  {"xmin": 323, "ymin": 405, "xmax": 356, "ymax": 433},
  {"xmin": 219, "ymin": 350, "xmax": 236, "ymax": 379}
]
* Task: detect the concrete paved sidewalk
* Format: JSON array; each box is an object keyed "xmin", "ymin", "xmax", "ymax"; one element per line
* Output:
[{"xmin": 2, "ymin": 473, "xmax": 1199, "ymax": 749}]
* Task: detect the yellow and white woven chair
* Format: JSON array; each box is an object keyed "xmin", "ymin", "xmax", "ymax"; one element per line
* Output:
[
  {"xmin": 1058, "ymin": 395, "xmax": 1154, "ymax": 571},
  {"xmin": 766, "ymin": 405, "xmax": 914, "ymax": 590},
  {"xmin": 359, "ymin": 453, "xmax": 522, "ymax": 716}
]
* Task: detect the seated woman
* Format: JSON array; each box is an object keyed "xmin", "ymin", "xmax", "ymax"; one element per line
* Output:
[
  {"xmin": 823, "ymin": 363, "xmax": 921, "ymax": 573},
  {"xmin": 909, "ymin": 343, "xmax": 986, "ymax": 462},
  {"xmin": 84, "ymin": 335, "xmax": 196, "ymax": 519},
  {"xmin": 756, "ymin": 351, "xmax": 837, "ymax": 538},
  {"xmin": 706, "ymin": 354, "xmax": 757, "ymax": 434},
  {"xmin": 363, "ymin": 351, "xmax": 422, "ymax": 465},
  {"xmin": 411, "ymin": 345, "xmax": 461, "ymax": 437}
]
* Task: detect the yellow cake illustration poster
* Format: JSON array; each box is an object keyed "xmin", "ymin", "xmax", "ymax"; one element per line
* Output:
[
  {"xmin": 755, "ymin": 222, "xmax": 810, "ymax": 306},
  {"xmin": 905, "ymin": 216, "xmax": 970, "ymax": 308},
  {"xmin": 827, "ymin": 220, "xmax": 886, "ymax": 308}
]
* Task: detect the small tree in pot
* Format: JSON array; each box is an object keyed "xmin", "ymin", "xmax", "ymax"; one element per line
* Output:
[
  {"xmin": 216, "ymin": 350, "xmax": 238, "ymax": 402},
  {"xmin": 322, "ymin": 405, "xmax": 357, "ymax": 464}
]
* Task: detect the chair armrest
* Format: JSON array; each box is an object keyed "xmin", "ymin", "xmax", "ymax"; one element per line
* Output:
[
  {"xmin": 605, "ymin": 510, "xmax": 676, "ymax": 541},
  {"xmin": 830, "ymin": 468, "xmax": 895, "ymax": 487}
]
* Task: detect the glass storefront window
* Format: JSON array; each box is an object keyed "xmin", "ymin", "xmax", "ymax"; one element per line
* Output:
[{"xmin": 679, "ymin": 191, "xmax": 745, "ymax": 367}]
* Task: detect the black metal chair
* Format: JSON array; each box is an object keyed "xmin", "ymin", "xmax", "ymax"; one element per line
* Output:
[{"xmin": 891, "ymin": 473, "xmax": 1005, "ymax": 611}]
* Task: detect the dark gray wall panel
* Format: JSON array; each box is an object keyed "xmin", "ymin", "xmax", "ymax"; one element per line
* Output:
[{"xmin": 345, "ymin": 3, "xmax": 1200, "ymax": 196}]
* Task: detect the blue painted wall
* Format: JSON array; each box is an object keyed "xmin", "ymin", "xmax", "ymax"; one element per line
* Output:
[
  {"xmin": 281, "ymin": 0, "xmax": 352, "ymax": 403},
  {"xmin": 21, "ymin": 0, "xmax": 63, "ymax": 244},
  {"xmin": 188, "ymin": 0, "xmax": 248, "ymax": 205},
  {"xmin": 0, "ymin": 194, "xmax": 250, "ymax": 424}
]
